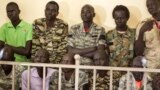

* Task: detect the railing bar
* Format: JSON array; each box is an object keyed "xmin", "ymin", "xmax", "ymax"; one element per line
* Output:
[
  {"xmin": 12, "ymin": 65, "xmax": 15, "ymax": 90},
  {"xmin": 109, "ymin": 70, "xmax": 113, "ymax": 90},
  {"xmin": 58, "ymin": 68, "xmax": 62, "ymax": 90},
  {"xmin": 75, "ymin": 68, "xmax": 79, "ymax": 90},
  {"xmin": 27, "ymin": 66, "xmax": 30, "ymax": 90},
  {"xmin": 126, "ymin": 71, "xmax": 129, "ymax": 90},
  {"xmin": 43, "ymin": 66, "xmax": 46, "ymax": 90},
  {"xmin": 1, "ymin": 61, "xmax": 160, "ymax": 73},
  {"xmin": 143, "ymin": 72, "xmax": 147, "ymax": 90},
  {"xmin": 93, "ymin": 69, "xmax": 96, "ymax": 90}
]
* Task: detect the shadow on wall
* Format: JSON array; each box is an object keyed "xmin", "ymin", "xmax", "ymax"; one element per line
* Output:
[
  {"xmin": 94, "ymin": 5, "xmax": 112, "ymax": 32},
  {"xmin": 128, "ymin": 6, "xmax": 142, "ymax": 28}
]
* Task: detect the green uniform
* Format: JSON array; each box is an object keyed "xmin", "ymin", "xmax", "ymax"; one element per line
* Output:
[{"xmin": 106, "ymin": 27, "xmax": 135, "ymax": 67}]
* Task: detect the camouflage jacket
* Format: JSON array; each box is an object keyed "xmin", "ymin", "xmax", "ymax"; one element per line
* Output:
[
  {"xmin": 118, "ymin": 72, "xmax": 152, "ymax": 90},
  {"xmin": 32, "ymin": 18, "xmax": 68, "ymax": 64},
  {"xmin": 68, "ymin": 23, "xmax": 106, "ymax": 65},
  {"xmin": 49, "ymin": 70, "xmax": 88, "ymax": 90},
  {"xmin": 106, "ymin": 27, "xmax": 135, "ymax": 67}
]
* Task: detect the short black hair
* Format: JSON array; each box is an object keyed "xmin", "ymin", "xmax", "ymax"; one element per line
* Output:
[
  {"xmin": 112, "ymin": 5, "xmax": 130, "ymax": 19},
  {"xmin": 46, "ymin": 1, "xmax": 59, "ymax": 11},
  {"xmin": 6, "ymin": 2, "xmax": 20, "ymax": 10},
  {"xmin": 82, "ymin": 4, "xmax": 95, "ymax": 13}
]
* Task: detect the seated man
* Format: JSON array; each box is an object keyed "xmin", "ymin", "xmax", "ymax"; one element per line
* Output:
[
  {"xmin": 21, "ymin": 49, "xmax": 56, "ymax": 90},
  {"xmin": 0, "ymin": 2, "xmax": 32, "ymax": 62},
  {"xmin": 0, "ymin": 47, "xmax": 15, "ymax": 90},
  {"xmin": 118, "ymin": 56, "xmax": 152, "ymax": 90},
  {"xmin": 49, "ymin": 54, "xmax": 89, "ymax": 90},
  {"xmin": 67, "ymin": 4, "xmax": 107, "ymax": 65},
  {"xmin": 152, "ymin": 74, "xmax": 160, "ymax": 90},
  {"xmin": 91, "ymin": 52, "xmax": 109, "ymax": 90}
]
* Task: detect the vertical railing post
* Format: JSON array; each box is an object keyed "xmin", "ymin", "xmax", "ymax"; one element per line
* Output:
[
  {"xmin": 143, "ymin": 72, "xmax": 147, "ymax": 90},
  {"xmin": 58, "ymin": 68, "xmax": 62, "ymax": 90},
  {"xmin": 43, "ymin": 66, "xmax": 46, "ymax": 90},
  {"xmin": 109, "ymin": 70, "xmax": 113, "ymax": 90},
  {"xmin": 27, "ymin": 65, "xmax": 30, "ymax": 90},
  {"xmin": 74, "ymin": 54, "xmax": 80, "ymax": 90},
  {"xmin": 126, "ymin": 71, "xmax": 130, "ymax": 90},
  {"xmin": 93, "ymin": 69, "xmax": 96, "ymax": 90},
  {"xmin": 12, "ymin": 65, "xmax": 15, "ymax": 90}
]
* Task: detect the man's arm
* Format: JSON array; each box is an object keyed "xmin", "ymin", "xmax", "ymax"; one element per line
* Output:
[
  {"xmin": 135, "ymin": 20, "xmax": 153, "ymax": 56},
  {"xmin": 68, "ymin": 46, "xmax": 97, "ymax": 56},
  {"xmin": 0, "ymin": 41, "xmax": 5, "ymax": 50},
  {"xmin": 6, "ymin": 40, "xmax": 32, "ymax": 57}
]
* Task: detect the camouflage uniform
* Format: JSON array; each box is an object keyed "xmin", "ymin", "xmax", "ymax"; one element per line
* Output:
[
  {"xmin": 118, "ymin": 72, "xmax": 152, "ymax": 90},
  {"xmin": 0, "ymin": 66, "xmax": 12, "ymax": 90},
  {"xmin": 49, "ymin": 70, "xmax": 88, "ymax": 90},
  {"xmin": 0, "ymin": 65, "xmax": 24, "ymax": 90},
  {"xmin": 32, "ymin": 18, "xmax": 68, "ymax": 64},
  {"xmin": 68, "ymin": 23, "xmax": 106, "ymax": 65},
  {"xmin": 106, "ymin": 27, "xmax": 135, "ymax": 90},
  {"xmin": 89, "ymin": 72, "xmax": 121, "ymax": 90},
  {"xmin": 136, "ymin": 18, "xmax": 160, "ymax": 69},
  {"xmin": 106, "ymin": 27, "xmax": 135, "ymax": 67}
]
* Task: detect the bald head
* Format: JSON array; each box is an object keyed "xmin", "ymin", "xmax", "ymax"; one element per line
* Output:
[
  {"xmin": 34, "ymin": 49, "xmax": 50, "ymax": 63},
  {"xmin": 61, "ymin": 53, "xmax": 75, "ymax": 65},
  {"xmin": 132, "ymin": 56, "xmax": 143, "ymax": 68},
  {"xmin": 2, "ymin": 47, "xmax": 14, "ymax": 61}
]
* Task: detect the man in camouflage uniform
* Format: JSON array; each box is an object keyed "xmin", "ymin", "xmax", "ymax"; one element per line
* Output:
[
  {"xmin": 135, "ymin": 0, "xmax": 160, "ymax": 69},
  {"xmin": 67, "ymin": 4, "xmax": 107, "ymax": 65},
  {"xmin": 118, "ymin": 56, "xmax": 152, "ymax": 90},
  {"xmin": 106, "ymin": 5, "xmax": 135, "ymax": 67},
  {"xmin": 49, "ymin": 54, "xmax": 89, "ymax": 90},
  {"xmin": 32, "ymin": 1, "xmax": 68, "ymax": 64},
  {"xmin": 89, "ymin": 51, "xmax": 109, "ymax": 90},
  {"xmin": 106, "ymin": 5, "xmax": 135, "ymax": 90},
  {"xmin": 0, "ymin": 47, "xmax": 22, "ymax": 90}
]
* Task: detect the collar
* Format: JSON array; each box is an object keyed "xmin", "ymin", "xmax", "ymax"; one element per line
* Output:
[
  {"xmin": 7, "ymin": 20, "xmax": 24, "ymax": 28},
  {"xmin": 154, "ymin": 20, "xmax": 160, "ymax": 29},
  {"xmin": 31, "ymin": 67, "xmax": 54, "ymax": 79},
  {"xmin": 82, "ymin": 23, "xmax": 94, "ymax": 33}
]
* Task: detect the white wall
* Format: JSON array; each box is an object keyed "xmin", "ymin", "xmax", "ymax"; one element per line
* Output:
[{"xmin": 0, "ymin": 0, "xmax": 151, "ymax": 31}]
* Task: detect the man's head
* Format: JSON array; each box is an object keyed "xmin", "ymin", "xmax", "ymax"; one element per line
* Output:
[
  {"xmin": 152, "ymin": 74, "xmax": 160, "ymax": 90},
  {"xmin": 1, "ymin": 47, "xmax": 15, "ymax": 71},
  {"xmin": 61, "ymin": 53, "xmax": 75, "ymax": 73},
  {"xmin": 146, "ymin": 0, "xmax": 160, "ymax": 19},
  {"xmin": 6, "ymin": 2, "xmax": 20, "ymax": 22},
  {"xmin": 45, "ymin": 1, "xmax": 59, "ymax": 21},
  {"xmin": 132, "ymin": 56, "xmax": 144, "ymax": 81},
  {"xmin": 34, "ymin": 49, "xmax": 50, "ymax": 63},
  {"xmin": 94, "ymin": 52, "xmax": 108, "ymax": 66},
  {"xmin": 81, "ymin": 4, "xmax": 95, "ymax": 23},
  {"xmin": 112, "ymin": 5, "xmax": 130, "ymax": 28}
]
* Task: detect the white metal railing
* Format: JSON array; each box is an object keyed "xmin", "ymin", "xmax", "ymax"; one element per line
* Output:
[{"xmin": 0, "ymin": 59, "xmax": 160, "ymax": 90}]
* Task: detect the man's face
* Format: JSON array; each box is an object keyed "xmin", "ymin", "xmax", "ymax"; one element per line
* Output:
[
  {"xmin": 114, "ymin": 10, "xmax": 128, "ymax": 28},
  {"xmin": 132, "ymin": 61, "xmax": 144, "ymax": 81},
  {"xmin": 6, "ymin": 4, "xmax": 20, "ymax": 22},
  {"xmin": 146, "ymin": 0, "xmax": 159, "ymax": 16},
  {"xmin": 34, "ymin": 51, "xmax": 49, "ymax": 63},
  {"xmin": 81, "ymin": 6, "xmax": 95, "ymax": 23},
  {"xmin": 45, "ymin": 3, "xmax": 58, "ymax": 20},
  {"xmin": 61, "ymin": 57, "xmax": 74, "ymax": 73},
  {"xmin": 94, "ymin": 54, "xmax": 106, "ymax": 66}
]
